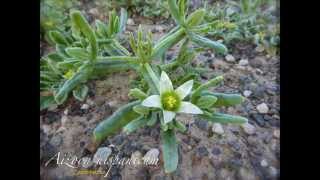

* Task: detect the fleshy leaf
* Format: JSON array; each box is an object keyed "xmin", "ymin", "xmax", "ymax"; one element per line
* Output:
[
  {"xmin": 70, "ymin": 10, "xmax": 98, "ymax": 60},
  {"xmin": 161, "ymin": 129, "xmax": 178, "ymax": 173},
  {"xmin": 93, "ymin": 101, "xmax": 141, "ymax": 143},
  {"xmin": 201, "ymin": 112, "xmax": 248, "ymax": 124},
  {"xmin": 72, "ymin": 84, "xmax": 89, "ymax": 101},
  {"xmin": 123, "ymin": 116, "xmax": 148, "ymax": 134}
]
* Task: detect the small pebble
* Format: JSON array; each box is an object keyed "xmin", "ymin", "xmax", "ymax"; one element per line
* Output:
[
  {"xmin": 239, "ymin": 59, "xmax": 249, "ymax": 66},
  {"xmin": 212, "ymin": 123, "xmax": 224, "ymax": 135},
  {"xmin": 81, "ymin": 157, "xmax": 93, "ymax": 168},
  {"xmin": 155, "ymin": 25, "xmax": 164, "ymax": 32},
  {"xmin": 225, "ymin": 54, "xmax": 235, "ymax": 62},
  {"xmin": 63, "ymin": 109, "xmax": 69, "ymax": 115},
  {"xmin": 143, "ymin": 148, "xmax": 160, "ymax": 165},
  {"xmin": 42, "ymin": 124, "xmax": 51, "ymax": 135},
  {"xmin": 93, "ymin": 147, "xmax": 112, "ymax": 164},
  {"xmin": 243, "ymin": 90, "xmax": 252, "ymax": 97},
  {"xmin": 127, "ymin": 18, "xmax": 135, "ymax": 25},
  {"xmin": 273, "ymin": 129, "xmax": 280, "ymax": 138},
  {"xmin": 81, "ymin": 104, "xmax": 90, "ymax": 110},
  {"xmin": 89, "ymin": 8, "xmax": 99, "ymax": 16},
  {"xmin": 61, "ymin": 116, "xmax": 68, "ymax": 126},
  {"xmin": 269, "ymin": 166, "xmax": 278, "ymax": 177},
  {"xmin": 49, "ymin": 135, "xmax": 62, "ymax": 146},
  {"xmin": 47, "ymin": 104, "xmax": 58, "ymax": 111},
  {"xmin": 131, "ymin": 151, "xmax": 143, "ymax": 165},
  {"xmin": 241, "ymin": 122, "xmax": 256, "ymax": 135},
  {"xmin": 257, "ymin": 103, "xmax": 269, "ymax": 114},
  {"xmin": 260, "ymin": 159, "xmax": 268, "ymax": 167},
  {"xmin": 255, "ymin": 45, "xmax": 265, "ymax": 52}
]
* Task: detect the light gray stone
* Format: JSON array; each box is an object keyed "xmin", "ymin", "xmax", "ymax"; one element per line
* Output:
[
  {"xmin": 212, "ymin": 123, "xmax": 224, "ymax": 135},
  {"xmin": 93, "ymin": 147, "xmax": 112, "ymax": 165},
  {"xmin": 257, "ymin": 103, "xmax": 269, "ymax": 114},
  {"xmin": 225, "ymin": 54, "xmax": 235, "ymax": 62}
]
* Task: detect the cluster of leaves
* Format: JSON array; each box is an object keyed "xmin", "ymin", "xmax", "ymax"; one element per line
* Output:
[
  {"xmin": 40, "ymin": 9, "xmax": 131, "ymax": 110},
  {"xmin": 103, "ymin": 0, "xmax": 170, "ymax": 18},
  {"xmin": 203, "ymin": 0, "xmax": 279, "ymax": 56},
  {"xmin": 40, "ymin": 0, "xmax": 79, "ymax": 40},
  {"xmin": 41, "ymin": 0, "xmax": 248, "ymax": 173}
]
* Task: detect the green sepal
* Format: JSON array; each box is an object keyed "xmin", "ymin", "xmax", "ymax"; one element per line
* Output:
[
  {"xmin": 133, "ymin": 105, "xmax": 150, "ymax": 115},
  {"xmin": 93, "ymin": 101, "xmax": 141, "ymax": 143},
  {"xmin": 72, "ymin": 84, "xmax": 89, "ymax": 101},
  {"xmin": 129, "ymin": 88, "xmax": 148, "ymax": 100},
  {"xmin": 161, "ymin": 129, "xmax": 179, "ymax": 173},
  {"xmin": 147, "ymin": 112, "xmax": 158, "ymax": 126}
]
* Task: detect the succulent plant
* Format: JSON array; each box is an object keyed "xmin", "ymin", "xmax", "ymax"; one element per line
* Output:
[{"xmin": 41, "ymin": 0, "xmax": 248, "ymax": 173}]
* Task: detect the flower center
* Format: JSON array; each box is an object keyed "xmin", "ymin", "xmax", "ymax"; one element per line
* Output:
[{"xmin": 161, "ymin": 91, "xmax": 180, "ymax": 111}]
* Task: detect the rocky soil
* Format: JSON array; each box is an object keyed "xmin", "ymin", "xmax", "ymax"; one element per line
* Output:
[{"xmin": 40, "ymin": 4, "xmax": 280, "ymax": 180}]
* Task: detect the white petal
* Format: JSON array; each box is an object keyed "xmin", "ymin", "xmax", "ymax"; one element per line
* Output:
[
  {"xmin": 160, "ymin": 71, "xmax": 173, "ymax": 95},
  {"xmin": 163, "ymin": 110, "xmax": 176, "ymax": 123},
  {"xmin": 178, "ymin": 101, "xmax": 203, "ymax": 114},
  {"xmin": 175, "ymin": 80, "xmax": 193, "ymax": 100},
  {"xmin": 141, "ymin": 95, "xmax": 161, "ymax": 108}
]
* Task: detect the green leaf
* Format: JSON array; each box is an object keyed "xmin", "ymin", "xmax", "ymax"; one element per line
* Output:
[
  {"xmin": 93, "ymin": 101, "xmax": 141, "ymax": 143},
  {"xmin": 161, "ymin": 129, "xmax": 178, "ymax": 173},
  {"xmin": 129, "ymin": 88, "xmax": 148, "ymax": 100},
  {"xmin": 152, "ymin": 28, "xmax": 185, "ymax": 59},
  {"xmin": 200, "ymin": 112, "xmax": 248, "ymax": 124},
  {"xmin": 186, "ymin": 9, "xmax": 205, "ymax": 27},
  {"xmin": 168, "ymin": 0, "xmax": 183, "ymax": 25},
  {"xmin": 49, "ymin": 31, "xmax": 69, "ymax": 46},
  {"xmin": 95, "ymin": 20, "xmax": 108, "ymax": 37},
  {"xmin": 191, "ymin": 75, "xmax": 223, "ymax": 102},
  {"xmin": 174, "ymin": 120, "xmax": 187, "ymax": 133},
  {"xmin": 72, "ymin": 84, "xmax": 89, "ymax": 101},
  {"xmin": 133, "ymin": 105, "xmax": 150, "ymax": 115},
  {"xmin": 119, "ymin": 8, "xmax": 128, "ymax": 33},
  {"xmin": 47, "ymin": 53, "xmax": 65, "ymax": 62},
  {"xmin": 54, "ymin": 63, "xmax": 92, "ymax": 104},
  {"xmin": 196, "ymin": 95, "xmax": 218, "ymax": 109},
  {"xmin": 123, "ymin": 116, "xmax": 148, "ymax": 134},
  {"xmin": 202, "ymin": 91, "xmax": 245, "ymax": 107},
  {"xmin": 188, "ymin": 32, "xmax": 228, "ymax": 54},
  {"xmin": 65, "ymin": 47, "xmax": 89, "ymax": 60},
  {"xmin": 70, "ymin": 10, "xmax": 98, "ymax": 61},
  {"xmin": 147, "ymin": 112, "xmax": 158, "ymax": 126},
  {"xmin": 178, "ymin": 0, "xmax": 187, "ymax": 21},
  {"xmin": 40, "ymin": 96, "xmax": 56, "ymax": 110}
]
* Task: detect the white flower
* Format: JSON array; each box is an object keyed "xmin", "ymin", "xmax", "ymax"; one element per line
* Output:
[{"xmin": 142, "ymin": 71, "xmax": 203, "ymax": 124}]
